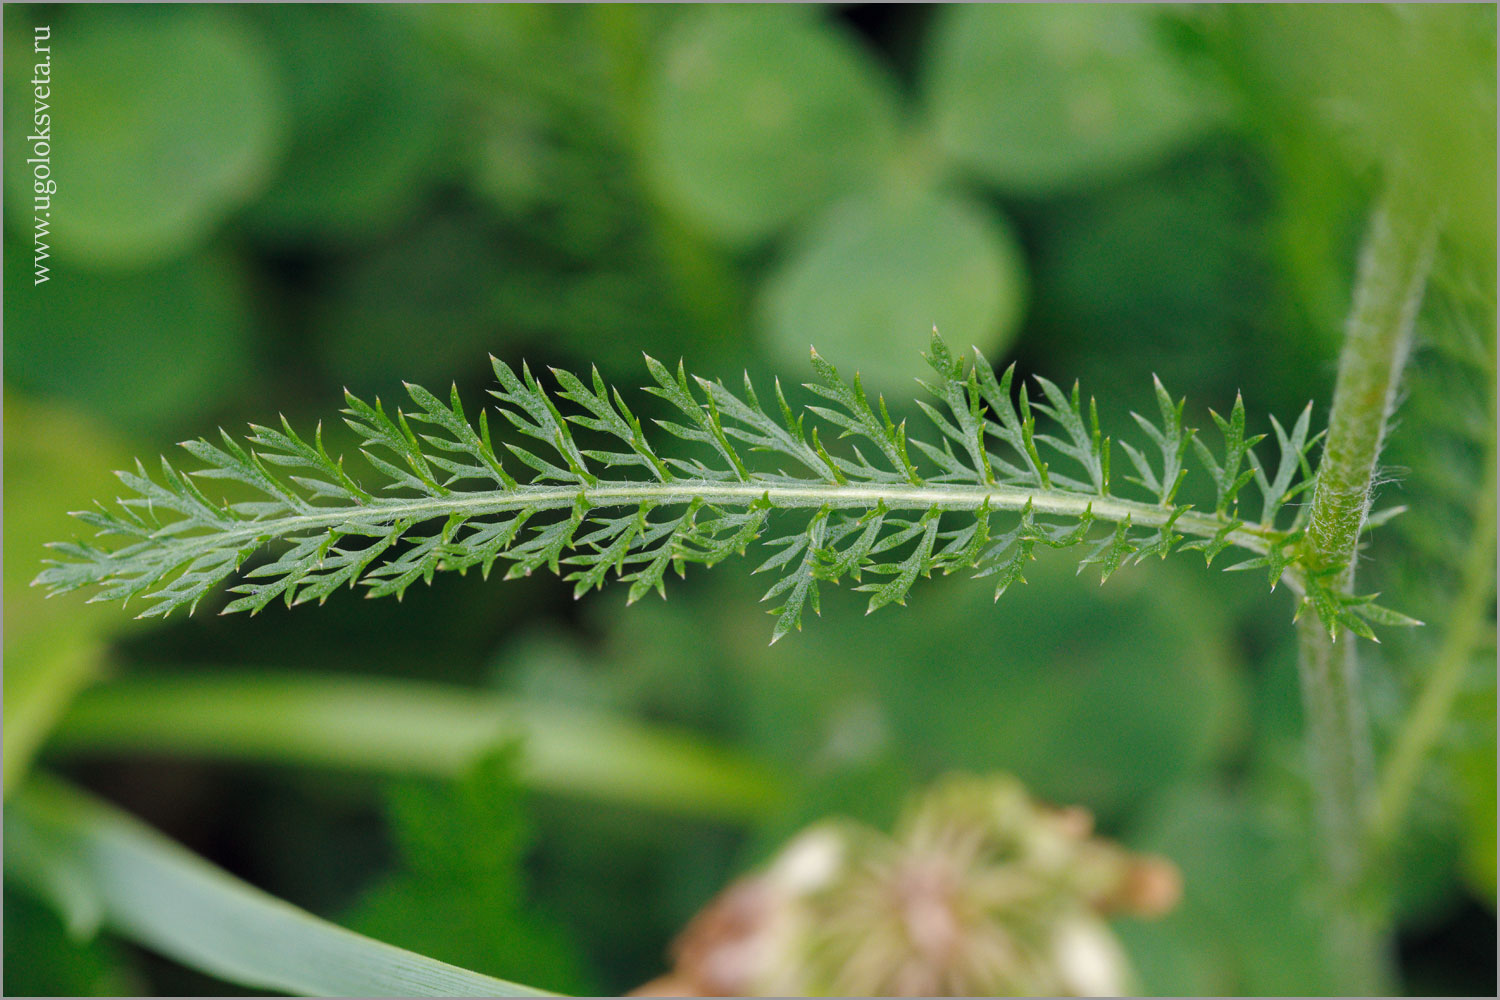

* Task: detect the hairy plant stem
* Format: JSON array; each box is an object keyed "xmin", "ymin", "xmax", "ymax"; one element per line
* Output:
[{"xmin": 1298, "ymin": 182, "xmax": 1437, "ymax": 994}]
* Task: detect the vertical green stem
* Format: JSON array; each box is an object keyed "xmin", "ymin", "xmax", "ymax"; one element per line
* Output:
[
  {"xmin": 1294, "ymin": 618, "xmax": 1391, "ymax": 993},
  {"xmin": 1299, "ymin": 181, "xmax": 1438, "ymax": 994}
]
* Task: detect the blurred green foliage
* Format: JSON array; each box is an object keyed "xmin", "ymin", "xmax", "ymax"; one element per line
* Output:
[
  {"xmin": 4, "ymin": 4, "xmax": 1494, "ymax": 996},
  {"xmin": 5, "ymin": 251, "xmax": 256, "ymax": 431},
  {"xmin": 3, "ymin": 7, "xmax": 282, "ymax": 268},
  {"xmin": 2, "ymin": 891, "xmax": 138, "ymax": 997},
  {"xmin": 645, "ymin": 6, "xmax": 899, "ymax": 245},
  {"xmin": 1117, "ymin": 784, "xmax": 1333, "ymax": 995},
  {"xmin": 504, "ymin": 553, "xmax": 1247, "ymax": 832},
  {"xmin": 3, "ymin": 398, "xmax": 142, "ymax": 789},
  {"xmin": 246, "ymin": 7, "xmax": 445, "ymax": 243},
  {"xmin": 344, "ymin": 749, "xmax": 592, "ymax": 995},
  {"xmin": 762, "ymin": 185, "xmax": 1026, "ymax": 389},
  {"xmin": 926, "ymin": 5, "xmax": 1221, "ymax": 194}
]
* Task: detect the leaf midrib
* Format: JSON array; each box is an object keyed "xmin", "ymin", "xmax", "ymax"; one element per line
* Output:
[{"xmin": 138, "ymin": 478, "xmax": 1276, "ymax": 555}]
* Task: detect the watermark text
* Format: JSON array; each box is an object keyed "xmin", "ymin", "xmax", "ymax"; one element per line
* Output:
[{"xmin": 29, "ymin": 25, "xmax": 54, "ymax": 285}]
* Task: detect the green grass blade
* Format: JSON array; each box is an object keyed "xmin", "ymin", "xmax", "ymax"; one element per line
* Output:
[
  {"xmin": 45, "ymin": 672, "xmax": 785, "ymax": 822},
  {"xmin": 5, "ymin": 775, "xmax": 553, "ymax": 997}
]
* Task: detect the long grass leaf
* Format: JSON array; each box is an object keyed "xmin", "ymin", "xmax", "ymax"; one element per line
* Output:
[
  {"xmin": 5, "ymin": 775, "xmax": 552, "ymax": 997},
  {"xmin": 45, "ymin": 672, "xmax": 785, "ymax": 822}
]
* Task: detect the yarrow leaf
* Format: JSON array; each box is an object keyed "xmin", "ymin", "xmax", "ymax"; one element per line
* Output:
[{"xmin": 36, "ymin": 331, "xmax": 1407, "ymax": 640}]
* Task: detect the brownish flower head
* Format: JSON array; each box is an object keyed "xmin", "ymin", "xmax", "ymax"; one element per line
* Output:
[{"xmin": 635, "ymin": 773, "xmax": 1182, "ymax": 997}]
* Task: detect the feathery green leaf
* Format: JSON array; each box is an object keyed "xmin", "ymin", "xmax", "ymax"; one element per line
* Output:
[{"xmin": 37, "ymin": 333, "xmax": 1405, "ymax": 639}]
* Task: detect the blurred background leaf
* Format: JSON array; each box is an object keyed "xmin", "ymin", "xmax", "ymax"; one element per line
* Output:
[
  {"xmin": 924, "ymin": 5, "xmax": 1221, "ymax": 195},
  {"xmin": 760, "ymin": 185, "xmax": 1027, "ymax": 391},
  {"xmin": 3, "ymin": 6, "xmax": 283, "ymax": 268},
  {"xmin": 243, "ymin": 6, "xmax": 445, "ymax": 244},
  {"xmin": 497, "ymin": 548, "xmax": 1247, "ymax": 839},
  {"xmin": 1115, "ymin": 785, "xmax": 1334, "ymax": 996},
  {"xmin": 1218, "ymin": 5, "xmax": 1496, "ymax": 260},
  {"xmin": 4, "ymin": 251, "xmax": 256, "ymax": 434},
  {"xmin": 4, "ymin": 776, "xmax": 551, "ymax": 996},
  {"xmin": 2, "ymin": 890, "xmax": 139, "ymax": 997},
  {"xmin": 643, "ymin": 7, "xmax": 899, "ymax": 245},
  {"xmin": 344, "ymin": 749, "xmax": 593, "ymax": 994},
  {"xmin": 3, "ymin": 397, "xmax": 143, "ymax": 791}
]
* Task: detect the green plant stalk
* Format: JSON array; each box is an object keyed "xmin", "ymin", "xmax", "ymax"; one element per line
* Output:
[{"xmin": 1297, "ymin": 181, "xmax": 1437, "ymax": 993}]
